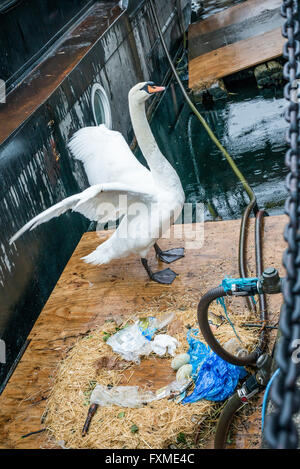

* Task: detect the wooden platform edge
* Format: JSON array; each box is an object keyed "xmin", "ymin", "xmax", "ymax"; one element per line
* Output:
[
  {"xmin": 0, "ymin": 216, "xmax": 287, "ymax": 449},
  {"xmin": 189, "ymin": 0, "xmax": 282, "ymax": 39},
  {"xmin": 189, "ymin": 27, "xmax": 285, "ymax": 90}
]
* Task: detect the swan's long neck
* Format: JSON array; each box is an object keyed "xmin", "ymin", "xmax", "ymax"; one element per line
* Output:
[{"xmin": 129, "ymin": 97, "xmax": 179, "ymax": 187}]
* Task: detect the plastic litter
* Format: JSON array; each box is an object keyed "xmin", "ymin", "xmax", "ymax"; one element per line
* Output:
[
  {"xmin": 106, "ymin": 313, "xmax": 174, "ymax": 363},
  {"xmin": 90, "ymin": 380, "xmax": 191, "ymax": 408},
  {"xmin": 184, "ymin": 330, "xmax": 210, "ymax": 378},
  {"xmin": 223, "ymin": 338, "xmax": 247, "ymax": 358},
  {"xmin": 106, "ymin": 322, "xmax": 151, "ymax": 363},
  {"xmin": 216, "ymin": 296, "xmax": 242, "ymax": 343},
  {"xmin": 182, "ymin": 329, "xmax": 247, "ymax": 403},
  {"xmin": 154, "ymin": 379, "xmax": 191, "ymax": 400},
  {"xmin": 150, "ymin": 334, "xmax": 178, "ymax": 356},
  {"xmin": 139, "ymin": 312, "xmax": 174, "ymax": 339},
  {"xmin": 90, "ymin": 385, "xmax": 155, "ymax": 408},
  {"xmin": 154, "ymin": 312, "xmax": 175, "ymax": 330},
  {"xmin": 56, "ymin": 440, "xmax": 69, "ymax": 450}
]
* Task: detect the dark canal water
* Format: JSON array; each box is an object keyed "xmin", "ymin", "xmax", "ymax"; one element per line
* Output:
[{"xmin": 144, "ymin": 77, "xmax": 288, "ymax": 221}]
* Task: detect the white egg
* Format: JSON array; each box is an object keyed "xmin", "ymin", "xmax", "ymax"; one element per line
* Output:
[
  {"xmin": 171, "ymin": 353, "xmax": 190, "ymax": 370},
  {"xmin": 176, "ymin": 364, "xmax": 193, "ymax": 383}
]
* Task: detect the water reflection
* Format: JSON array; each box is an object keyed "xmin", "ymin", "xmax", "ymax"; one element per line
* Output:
[
  {"xmin": 201, "ymin": 0, "xmax": 245, "ymax": 20},
  {"xmin": 145, "ymin": 80, "xmax": 288, "ymax": 221}
]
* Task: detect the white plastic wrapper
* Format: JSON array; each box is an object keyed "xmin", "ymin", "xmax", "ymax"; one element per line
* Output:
[
  {"xmin": 106, "ymin": 314, "xmax": 176, "ymax": 363},
  {"xmin": 106, "ymin": 323, "xmax": 151, "ymax": 363},
  {"xmin": 150, "ymin": 334, "xmax": 178, "ymax": 356}
]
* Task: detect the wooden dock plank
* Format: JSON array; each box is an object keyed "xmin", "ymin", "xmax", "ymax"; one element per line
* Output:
[
  {"xmin": 189, "ymin": 7, "xmax": 283, "ymax": 60},
  {"xmin": 0, "ymin": 216, "xmax": 287, "ymax": 448},
  {"xmin": 189, "ymin": 28, "xmax": 285, "ymax": 90},
  {"xmin": 188, "ymin": 0, "xmax": 285, "ymax": 90},
  {"xmin": 189, "ymin": 0, "xmax": 282, "ymax": 38}
]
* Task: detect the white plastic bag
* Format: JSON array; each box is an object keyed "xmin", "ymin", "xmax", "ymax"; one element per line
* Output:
[
  {"xmin": 106, "ymin": 323, "xmax": 151, "ymax": 363},
  {"xmin": 151, "ymin": 334, "xmax": 178, "ymax": 356},
  {"xmin": 106, "ymin": 314, "xmax": 175, "ymax": 363}
]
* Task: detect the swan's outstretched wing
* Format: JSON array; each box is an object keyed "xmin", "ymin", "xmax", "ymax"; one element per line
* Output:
[
  {"xmin": 68, "ymin": 125, "xmax": 153, "ymax": 186},
  {"xmin": 9, "ymin": 182, "xmax": 155, "ymax": 244}
]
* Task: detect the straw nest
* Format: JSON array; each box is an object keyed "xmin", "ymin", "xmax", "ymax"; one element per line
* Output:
[{"xmin": 44, "ymin": 292, "xmax": 259, "ymax": 449}]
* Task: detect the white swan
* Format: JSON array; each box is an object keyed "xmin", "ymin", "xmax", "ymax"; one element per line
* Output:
[{"xmin": 10, "ymin": 82, "xmax": 185, "ymax": 284}]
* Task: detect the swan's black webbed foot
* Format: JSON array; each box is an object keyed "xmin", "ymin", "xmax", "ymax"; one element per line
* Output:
[
  {"xmin": 141, "ymin": 258, "xmax": 178, "ymax": 284},
  {"xmin": 151, "ymin": 268, "xmax": 178, "ymax": 284},
  {"xmin": 154, "ymin": 243, "xmax": 185, "ymax": 264}
]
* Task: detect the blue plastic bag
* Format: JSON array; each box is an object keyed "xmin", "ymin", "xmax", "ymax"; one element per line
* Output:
[{"xmin": 182, "ymin": 329, "xmax": 247, "ymax": 403}]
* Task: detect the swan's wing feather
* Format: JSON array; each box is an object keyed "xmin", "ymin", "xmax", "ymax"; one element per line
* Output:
[
  {"xmin": 9, "ymin": 193, "xmax": 81, "ymax": 244},
  {"xmin": 68, "ymin": 125, "xmax": 152, "ymax": 186},
  {"xmin": 73, "ymin": 182, "xmax": 155, "ymax": 221},
  {"xmin": 9, "ymin": 183, "xmax": 155, "ymax": 244}
]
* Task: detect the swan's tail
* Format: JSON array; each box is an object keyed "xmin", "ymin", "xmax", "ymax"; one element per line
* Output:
[{"xmin": 81, "ymin": 238, "xmax": 116, "ymax": 266}]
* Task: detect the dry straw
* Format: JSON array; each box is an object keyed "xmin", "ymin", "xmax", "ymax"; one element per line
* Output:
[{"xmin": 44, "ymin": 292, "xmax": 258, "ymax": 449}]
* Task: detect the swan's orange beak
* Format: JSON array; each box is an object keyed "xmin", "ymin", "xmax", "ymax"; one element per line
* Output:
[{"xmin": 148, "ymin": 85, "xmax": 165, "ymax": 94}]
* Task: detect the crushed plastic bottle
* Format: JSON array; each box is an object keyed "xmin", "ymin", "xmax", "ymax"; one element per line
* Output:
[
  {"xmin": 138, "ymin": 312, "xmax": 175, "ymax": 340},
  {"xmin": 90, "ymin": 385, "xmax": 154, "ymax": 408},
  {"xmin": 90, "ymin": 380, "xmax": 191, "ymax": 408},
  {"xmin": 223, "ymin": 338, "xmax": 247, "ymax": 358},
  {"xmin": 155, "ymin": 312, "xmax": 175, "ymax": 330}
]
